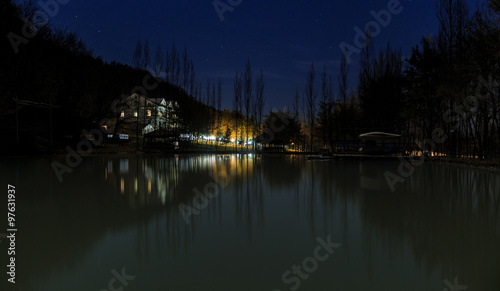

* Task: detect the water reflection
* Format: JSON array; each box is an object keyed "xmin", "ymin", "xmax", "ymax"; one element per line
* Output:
[{"xmin": 0, "ymin": 155, "xmax": 498, "ymax": 290}]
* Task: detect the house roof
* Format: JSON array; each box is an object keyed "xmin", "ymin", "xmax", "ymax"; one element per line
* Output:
[{"xmin": 359, "ymin": 132, "xmax": 400, "ymax": 141}]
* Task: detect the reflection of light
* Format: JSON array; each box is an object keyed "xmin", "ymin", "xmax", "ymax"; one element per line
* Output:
[
  {"xmin": 121, "ymin": 178, "xmax": 125, "ymax": 194},
  {"xmin": 134, "ymin": 178, "xmax": 138, "ymax": 193},
  {"xmin": 148, "ymin": 180, "xmax": 151, "ymax": 193},
  {"xmin": 107, "ymin": 161, "xmax": 113, "ymax": 174},
  {"xmin": 105, "ymin": 167, "xmax": 107, "ymax": 180},
  {"xmin": 120, "ymin": 159, "xmax": 129, "ymax": 174}
]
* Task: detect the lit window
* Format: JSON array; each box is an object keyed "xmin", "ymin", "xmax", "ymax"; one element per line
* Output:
[
  {"xmin": 134, "ymin": 111, "xmax": 138, "ymax": 117},
  {"xmin": 147, "ymin": 110, "xmax": 151, "ymax": 117},
  {"xmin": 158, "ymin": 111, "xmax": 162, "ymax": 117},
  {"xmin": 120, "ymin": 111, "xmax": 125, "ymax": 118}
]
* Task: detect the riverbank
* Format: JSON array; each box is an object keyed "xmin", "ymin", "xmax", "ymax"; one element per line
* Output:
[{"xmin": 2, "ymin": 143, "xmax": 500, "ymax": 172}]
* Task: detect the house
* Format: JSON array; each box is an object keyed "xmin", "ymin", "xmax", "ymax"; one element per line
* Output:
[{"xmin": 106, "ymin": 94, "xmax": 181, "ymax": 136}]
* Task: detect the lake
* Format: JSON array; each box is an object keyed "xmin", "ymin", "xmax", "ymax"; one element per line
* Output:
[{"xmin": 0, "ymin": 154, "xmax": 499, "ymax": 291}]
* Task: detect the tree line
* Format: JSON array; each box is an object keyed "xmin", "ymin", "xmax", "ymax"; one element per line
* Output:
[
  {"xmin": 1, "ymin": 0, "xmax": 499, "ymax": 158},
  {"xmin": 275, "ymin": 0, "xmax": 500, "ymax": 157}
]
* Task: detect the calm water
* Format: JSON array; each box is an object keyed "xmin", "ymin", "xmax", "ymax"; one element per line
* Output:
[{"xmin": 0, "ymin": 154, "xmax": 499, "ymax": 291}]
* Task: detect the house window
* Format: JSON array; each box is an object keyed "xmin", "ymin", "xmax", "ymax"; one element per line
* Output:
[
  {"xmin": 120, "ymin": 111, "xmax": 125, "ymax": 118},
  {"xmin": 147, "ymin": 110, "xmax": 151, "ymax": 117},
  {"xmin": 158, "ymin": 111, "xmax": 162, "ymax": 117},
  {"xmin": 134, "ymin": 111, "xmax": 138, "ymax": 117}
]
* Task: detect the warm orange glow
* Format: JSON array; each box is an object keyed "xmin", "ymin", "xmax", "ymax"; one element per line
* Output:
[
  {"xmin": 148, "ymin": 180, "xmax": 152, "ymax": 193},
  {"xmin": 120, "ymin": 111, "xmax": 125, "ymax": 118},
  {"xmin": 147, "ymin": 110, "xmax": 151, "ymax": 117},
  {"xmin": 120, "ymin": 178, "xmax": 125, "ymax": 194}
]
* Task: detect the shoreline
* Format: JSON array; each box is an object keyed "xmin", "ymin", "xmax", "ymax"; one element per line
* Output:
[
  {"xmin": 425, "ymin": 156, "xmax": 500, "ymax": 171},
  {"xmin": 2, "ymin": 149, "xmax": 499, "ymax": 171}
]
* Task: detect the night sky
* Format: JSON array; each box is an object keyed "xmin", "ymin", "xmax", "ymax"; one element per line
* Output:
[{"xmin": 47, "ymin": 0, "xmax": 484, "ymax": 110}]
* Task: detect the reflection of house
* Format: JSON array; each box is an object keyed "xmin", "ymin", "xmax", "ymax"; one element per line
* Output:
[
  {"xmin": 112, "ymin": 94, "xmax": 181, "ymax": 135},
  {"xmin": 359, "ymin": 132, "xmax": 401, "ymax": 155}
]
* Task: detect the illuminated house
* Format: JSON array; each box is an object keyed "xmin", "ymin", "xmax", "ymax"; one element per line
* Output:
[{"xmin": 109, "ymin": 94, "xmax": 181, "ymax": 136}]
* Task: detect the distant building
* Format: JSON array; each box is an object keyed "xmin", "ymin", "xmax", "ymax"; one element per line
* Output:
[{"xmin": 106, "ymin": 94, "xmax": 181, "ymax": 136}]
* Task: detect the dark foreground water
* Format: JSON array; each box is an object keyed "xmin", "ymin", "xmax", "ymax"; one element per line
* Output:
[{"xmin": 0, "ymin": 154, "xmax": 499, "ymax": 291}]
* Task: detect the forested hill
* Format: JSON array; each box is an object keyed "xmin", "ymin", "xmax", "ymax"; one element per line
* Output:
[{"xmin": 0, "ymin": 0, "xmax": 206, "ymax": 153}]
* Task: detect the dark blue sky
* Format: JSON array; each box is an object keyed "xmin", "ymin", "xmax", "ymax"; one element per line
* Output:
[{"xmin": 46, "ymin": 0, "xmax": 484, "ymax": 110}]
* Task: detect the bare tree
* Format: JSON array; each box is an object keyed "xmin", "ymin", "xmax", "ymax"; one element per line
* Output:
[
  {"xmin": 217, "ymin": 78, "xmax": 222, "ymax": 140},
  {"xmin": 243, "ymin": 59, "xmax": 253, "ymax": 145},
  {"xmin": 133, "ymin": 40, "xmax": 143, "ymax": 69},
  {"xmin": 171, "ymin": 44, "xmax": 180, "ymax": 86},
  {"xmin": 255, "ymin": 69, "xmax": 265, "ymax": 136},
  {"xmin": 233, "ymin": 72, "xmax": 242, "ymax": 149},
  {"xmin": 318, "ymin": 66, "xmax": 334, "ymax": 147},
  {"xmin": 189, "ymin": 60, "xmax": 195, "ymax": 96},
  {"xmin": 436, "ymin": 0, "xmax": 469, "ymax": 154},
  {"xmin": 143, "ymin": 39, "xmax": 150, "ymax": 71},
  {"xmin": 165, "ymin": 47, "xmax": 172, "ymax": 83},
  {"xmin": 293, "ymin": 87, "xmax": 300, "ymax": 118},
  {"xmin": 154, "ymin": 42, "xmax": 163, "ymax": 78},
  {"xmin": 305, "ymin": 62, "xmax": 317, "ymax": 151},
  {"xmin": 292, "ymin": 86, "xmax": 301, "ymax": 149},
  {"xmin": 183, "ymin": 46, "xmax": 190, "ymax": 91},
  {"xmin": 197, "ymin": 82, "xmax": 202, "ymax": 102},
  {"xmin": 206, "ymin": 80, "xmax": 211, "ymax": 106},
  {"xmin": 358, "ymin": 29, "xmax": 373, "ymax": 101},
  {"xmin": 338, "ymin": 52, "xmax": 349, "ymax": 104}
]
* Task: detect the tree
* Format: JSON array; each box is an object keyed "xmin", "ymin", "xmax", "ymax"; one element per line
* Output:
[
  {"xmin": 436, "ymin": 0, "xmax": 471, "ymax": 156},
  {"xmin": 338, "ymin": 52, "xmax": 349, "ymax": 104},
  {"xmin": 305, "ymin": 62, "xmax": 317, "ymax": 151},
  {"xmin": 143, "ymin": 39, "xmax": 150, "ymax": 71},
  {"xmin": 154, "ymin": 42, "xmax": 163, "ymax": 78},
  {"xmin": 243, "ymin": 59, "xmax": 253, "ymax": 145},
  {"xmin": 254, "ymin": 69, "xmax": 265, "ymax": 142},
  {"xmin": 171, "ymin": 44, "xmax": 180, "ymax": 86},
  {"xmin": 317, "ymin": 66, "xmax": 334, "ymax": 148},
  {"xmin": 261, "ymin": 110, "xmax": 301, "ymax": 149},
  {"xmin": 359, "ymin": 43, "xmax": 404, "ymax": 132},
  {"xmin": 358, "ymin": 29, "xmax": 374, "ymax": 105},
  {"xmin": 337, "ymin": 52, "xmax": 350, "ymax": 139},
  {"xmin": 165, "ymin": 46, "xmax": 172, "ymax": 84},
  {"xmin": 217, "ymin": 78, "xmax": 222, "ymax": 141},
  {"xmin": 133, "ymin": 40, "xmax": 143, "ymax": 69},
  {"xmin": 183, "ymin": 46, "xmax": 190, "ymax": 91},
  {"xmin": 233, "ymin": 72, "xmax": 242, "ymax": 149},
  {"xmin": 404, "ymin": 37, "xmax": 442, "ymax": 142},
  {"xmin": 189, "ymin": 60, "xmax": 195, "ymax": 96}
]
